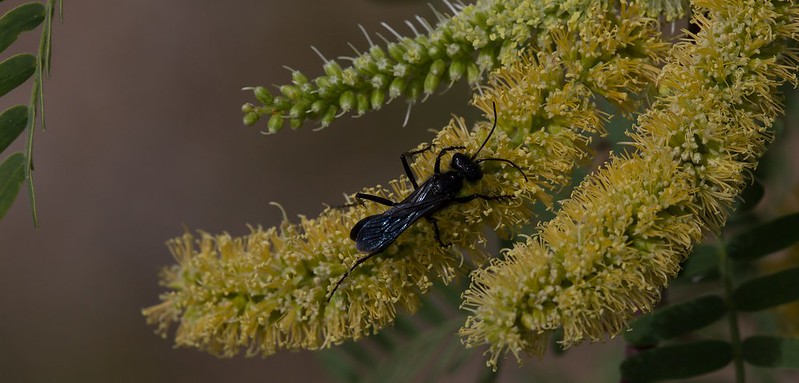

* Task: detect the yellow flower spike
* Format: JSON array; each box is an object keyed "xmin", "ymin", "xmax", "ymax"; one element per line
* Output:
[
  {"xmin": 143, "ymin": 116, "xmax": 554, "ymax": 357},
  {"xmin": 474, "ymin": 1, "xmax": 668, "ymax": 138},
  {"xmin": 461, "ymin": 0, "xmax": 799, "ymax": 369},
  {"xmin": 462, "ymin": 152, "xmax": 702, "ymax": 368}
]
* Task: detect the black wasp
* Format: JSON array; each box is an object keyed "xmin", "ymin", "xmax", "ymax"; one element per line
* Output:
[{"xmin": 327, "ymin": 103, "xmax": 527, "ymax": 301}]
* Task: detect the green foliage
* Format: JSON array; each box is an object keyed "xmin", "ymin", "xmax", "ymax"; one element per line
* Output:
[
  {"xmin": 0, "ymin": 1, "xmax": 60, "ymax": 226},
  {"xmin": 674, "ymin": 244, "xmax": 720, "ymax": 283},
  {"xmin": 0, "ymin": 2, "xmax": 44, "ymax": 53},
  {"xmin": 316, "ymin": 282, "xmax": 481, "ymax": 383},
  {"xmin": 727, "ymin": 212, "xmax": 799, "ymax": 261},
  {"xmin": 733, "ymin": 266, "xmax": 799, "ymax": 312},
  {"xmin": 620, "ymin": 340, "xmax": 733, "ymax": 382},
  {"xmin": 742, "ymin": 336, "xmax": 799, "ymax": 369},
  {"xmin": 622, "ymin": 211, "xmax": 799, "ymax": 381},
  {"xmin": 624, "ymin": 295, "xmax": 727, "ymax": 346},
  {"xmin": 735, "ymin": 180, "xmax": 765, "ymax": 213},
  {"xmin": 0, "ymin": 54, "xmax": 35, "ymax": 96},
  {"xmin": 0, "ymin": 152, "xmax": 25, "ymax": 219},
  {"xmin": 0, "ymin": 105, "xmax": 27, "ymax": 153}
]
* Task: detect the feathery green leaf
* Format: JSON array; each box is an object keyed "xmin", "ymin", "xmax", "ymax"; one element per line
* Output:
[
  {"xmin": 727, "ymin": 212, "xmax": 799, "ymax": 261},
  {"xmin": 675, "ymin": 244, "xmax": 719, "ymax": 283},
  {"xmin": 0, "ymin": 152, "xmax": 26, "ymax": 219},
  {"xmin": 0, "ymin": 105, "xmax": 27, "ymax": 153},
  {"xmin": 0, "ymin": 3, "xmax": 45, "ymax": 54},
  {"xmin": 0, "ymin": 54, "xmax": 36, "ymax": 97},
  {"xmin": 742, "ymin": 336, "xmax": 799, "ymax": 369},
  {"xmin": 625, "ymin": 295, "xmax": 727, "ymax": 346},
  {"xmin": 733, "ymin": 266, "xmax": 799, "ymax": 312},
  {"xmin": 620, "ymin": 340, "xmax": 733, "ymax": 382}
]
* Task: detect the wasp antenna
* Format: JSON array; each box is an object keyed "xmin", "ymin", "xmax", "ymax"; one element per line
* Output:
[
  {"xmin": 472, "ymin": 102, "xmax": 498, "ymax": 159},
  {"xmin": 477, "ymin": 157, "xmax": 528, "ymax": 182}
]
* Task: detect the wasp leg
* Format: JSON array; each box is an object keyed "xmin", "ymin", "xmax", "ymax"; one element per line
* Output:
[
  {"xmin": 453, "ymin": 194, "xmax": 514, "ymax": 204},
  {"xmin": 326, "ymin": 251, "xmax": 381, "ymax": 302},
  {"xmin": 401, "ymin": 146, "xmax": 433, "ymax": 190},
  {"xmin": 354, "ymin": 192, "xmax": 396, "ymax": 207},
  {"xmin": 434, "ymin": 146, "xmax": 467, "ymax": 174},
  {"xmin": 425, "ymin": 216, "xmax": 452, "ymax": 248},
  {"xmin": 332, "ymin": 192, "xmax": 397, "ymax": 210}
]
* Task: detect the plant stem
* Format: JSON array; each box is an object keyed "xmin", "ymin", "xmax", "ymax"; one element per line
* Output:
[{"xmin": 719, "ymin": 239, "xmax": 745, "ymax": 383}]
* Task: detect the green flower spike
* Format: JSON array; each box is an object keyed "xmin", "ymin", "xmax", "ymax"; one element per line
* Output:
[{"xmin": 241, "ymin": 0, "xmax": 683, "ymax": 132}]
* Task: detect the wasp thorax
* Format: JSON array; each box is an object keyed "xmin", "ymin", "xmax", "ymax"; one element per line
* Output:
[{"xmin": 451, "ymin": 152, "xmax": 483, "ymax": 182}]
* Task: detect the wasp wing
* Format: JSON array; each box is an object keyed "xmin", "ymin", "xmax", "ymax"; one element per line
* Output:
[{"xmin": 353, "ymin": 199, "xmax": 446, "ymax": 253}]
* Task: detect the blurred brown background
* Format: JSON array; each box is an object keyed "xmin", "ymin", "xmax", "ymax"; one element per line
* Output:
[
  {"xmin": 0, "ymin": 1, "xmax": 469, "ymax": 382},
  {"xmin": 0, "ymin": 1, "xmax": 482, "ymax": 382},
  {"xmin": 2, "ymin": 1, "xmax": 798, "ymax": 383}
]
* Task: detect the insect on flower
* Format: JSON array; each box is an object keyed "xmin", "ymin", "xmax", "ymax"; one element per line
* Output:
[{"xmin": 327, "ymin": 103, "xmax": 528, "ymax": 301}]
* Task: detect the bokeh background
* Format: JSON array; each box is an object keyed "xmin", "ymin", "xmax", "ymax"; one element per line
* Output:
[{"xmin": 2, "ymin": 1, "xmax": 798, "ymax": 383}]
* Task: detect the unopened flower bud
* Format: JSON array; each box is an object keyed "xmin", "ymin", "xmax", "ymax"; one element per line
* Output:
[
  {"xmin": 267, "ymin": 114, "xmax": 284, "ymax": 133},
  {"xmin": 280, "ymin": 85, "xmax": 301, "ymax": 100},
  {"xmin": 371, "ymin": 89, "xmax": 385, "ymax": 110},
  {"xmin": 424, "ymin": 72, "xmax": 441, "ymax": 95},
  {"xmin": 389, "ymin": 77, "xmax": 407, "ymax": 99},
  {"xmin": 254, "ymin": 86, "xmax": 273, "ymax": 105},
  {"xmin": 243, "ymin": 112, "xmax": 260, "ymax": 126},
  {"xmin": 356, "ymin": 92, "xmax": 370, "ymax": 115},
  {"xmin": 448, "ymin": 61, "xmax": 465, "ymax": 82},
  {"xmin": 339, "ymin": 91, "xmax": 356, "ymax": 112}
]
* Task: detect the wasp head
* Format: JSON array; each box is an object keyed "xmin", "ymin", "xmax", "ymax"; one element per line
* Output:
[{"xmin": 451, "ymin": 152, "xmax": 483, "ymax": 182}]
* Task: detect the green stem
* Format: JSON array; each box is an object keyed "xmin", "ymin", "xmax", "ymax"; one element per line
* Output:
[
  {"xmin": 718, "ymin": 238, "xmax": 745, "ymax": 383},
  {"xmin": 24, "ymin": 60, "xmax": 39, "ymax": 227},
  {"xmin": 24, "ymin": 0, "xmax": 58, "ymax": 227}
]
